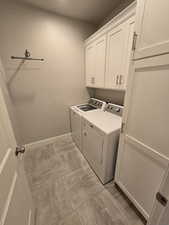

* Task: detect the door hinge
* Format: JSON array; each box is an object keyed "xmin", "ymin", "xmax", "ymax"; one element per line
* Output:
[
  {"xmin": 121, "ymin": 122, "xmax": 125, "ymax": 133},
  {"xmin": 15, "ymin": 146, "xmax": 25, "ymax": 156},
  {"xmin": 132, "ymin": 32, "xmax": 138, "ymax": 51},
  {"xmin": 156, "ymin": 192, "xmax": 168, "ymax": 207}
]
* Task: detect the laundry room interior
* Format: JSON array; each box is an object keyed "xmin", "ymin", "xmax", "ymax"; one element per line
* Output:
[{"xmin": 0, "ymin": 0, "xmax": 169, "ymax": 225}]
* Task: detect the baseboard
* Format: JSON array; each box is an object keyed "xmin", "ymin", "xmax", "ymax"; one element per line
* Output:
[{"xmin": 25, "ymin": 133, "xmax": 71, "ymax": 150}]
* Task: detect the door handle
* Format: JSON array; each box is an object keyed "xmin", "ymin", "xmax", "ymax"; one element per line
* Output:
[
  {"xmin": 156, "ymin": 192, "xmax": 168, "ymax": 207},
  {"xmin": 15, "ymin": 146, "xmax": 25, "ymax": 156}
]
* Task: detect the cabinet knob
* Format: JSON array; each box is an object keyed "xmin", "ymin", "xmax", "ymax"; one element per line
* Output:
[{"xmin": 84, "ymin": 132, "xmax": 87, "ymax": 136}]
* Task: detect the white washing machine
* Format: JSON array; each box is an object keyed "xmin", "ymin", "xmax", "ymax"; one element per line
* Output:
[
  {"xmin": 82, "ymin": 103, "xmax": 123, "ymax": 184},
  {"xmin": 70, "ymin": 98, "xmax": 106, "ymax": 151}
]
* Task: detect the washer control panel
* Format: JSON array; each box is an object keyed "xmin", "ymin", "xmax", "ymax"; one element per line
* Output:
[
  {"xmin": 106, "ymin": 103, "xmax": 123, "ymax": 116},
  {"xmin": 88, "ymin": 98, "xmax": 106, "ymax": 110}
]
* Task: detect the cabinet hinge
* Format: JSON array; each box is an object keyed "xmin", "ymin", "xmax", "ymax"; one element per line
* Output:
[
  {"xmin": 121, "ymin": 122, "xmax": 125, "ymax": 133},
  {"xmin": 132, "ymin": 32, "xmax": 138, "ymax": 51}
]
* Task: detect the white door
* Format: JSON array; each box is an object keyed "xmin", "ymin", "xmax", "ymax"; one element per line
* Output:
[
  {"xmin": 148, "ymin": 165, "xmax": 169, "ymax": 225},
  {"xmin": 134, "ymin": 0, "xmax": 169, "ymax": 59},
  {"xmin": 94, "ymin": 35, "xmax": 106, "ymax": 88},
  {"xmin": 0, "ymin": 64, "xmax": 34, "ymax": 225},
  {"xmin": 105, "ymin": 22, "xmax": 127, "ymax": 90},
  {"xmin": 82, "ymin": 119, "xmax": 104, "ymax": 175},
  {"xmin": 115, "ymin": 54, "xmax": 169, "ymax": 220},
  {"xmin": 85, "ymin": 43, "xmax": 95, "ymax": 87}
]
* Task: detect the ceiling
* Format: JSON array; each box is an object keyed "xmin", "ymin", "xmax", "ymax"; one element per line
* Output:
[{"xmin": 17, "ymin": 0, "xmax": 124, "ymax": 25}]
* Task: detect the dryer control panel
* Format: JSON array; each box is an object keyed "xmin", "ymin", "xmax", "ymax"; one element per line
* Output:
[{"xmin": 106, "ymin": 103, "xmax": 123, "ymax": 116}]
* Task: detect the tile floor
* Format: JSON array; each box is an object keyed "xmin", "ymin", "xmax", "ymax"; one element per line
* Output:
[{"xmin": 24, "ymin": 134, "xmax": 146, "ymax": 225}]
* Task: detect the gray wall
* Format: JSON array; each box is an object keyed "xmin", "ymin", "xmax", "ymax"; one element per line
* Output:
[
  {"xmin": 0, "ymin": 1, "xmax": 96, "ymax": 144},
  {"xmin": 99, "ymin": 0, "xmax": 135, "ymax": 27},
  {"xmin": 94, "ymin": 89, "xmax": 125, "ymax": 106}
]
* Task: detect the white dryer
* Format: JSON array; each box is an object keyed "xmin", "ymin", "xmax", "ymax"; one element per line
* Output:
[
  {"xmin": 70, "ymin": 98, "xmax": 106, "ymax": 151},
  {"xmin": 82, "ymin": 103, "xmax": 123, "ymax": 184}
]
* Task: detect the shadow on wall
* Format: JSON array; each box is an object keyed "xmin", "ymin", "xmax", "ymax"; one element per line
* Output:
[
  {"xmin": 0, "ymin": 59, "xmax": 22, "ymax": 144},
  {"xmin": 6, "ymin": 60, "xmax": 40, "ymax": 104},
  {"xmin": 93, "ymin": 89, "xmax": 125, "ymax": 106}
]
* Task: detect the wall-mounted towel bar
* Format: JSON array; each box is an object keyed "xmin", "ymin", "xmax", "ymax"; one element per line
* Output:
[{"xmin": 11, "ymin": 49, "xmax": 44, "ymax": 61}]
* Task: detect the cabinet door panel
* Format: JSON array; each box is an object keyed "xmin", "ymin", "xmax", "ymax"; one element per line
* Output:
[
  {"xmin": 85, "ymin": 44, "xmax": 95, "ymax": 87},
  {"xmin": 105, "ymin": 24, "xmax": 126, "ymax": 89},
  {"xmin": 95, "ymin": 35, "xmax": 106, "ymax": 87},
  {"xmin": 135, "ymin": 0, "xmax": 169, "ymax": 59}
]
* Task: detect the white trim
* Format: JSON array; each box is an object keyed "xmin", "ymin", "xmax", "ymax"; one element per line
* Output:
[
  {"xmin": 0, "ymin": 148, "xmax": 12, "ymax": 175},
  {"xmin": 116, "ymin": 180, "xmax": 149, "ymax": 220},
  {"xmin": 28, "ymin": 210, "xmax": 32, "ymax": 225},
  {"xmin": 25, "ymin": 133, "xmax": 71, "ymax": 150},
  {"xmin": 85, "ymin": 1, "xmax": 136, "ymax": 45},
  {"xmin": 125, "ymin": 135, "xmax": 169, "ymax": 168},
  {"xmin": 0, "ymin": 172, "xmax": 18, "ymax": 225}
]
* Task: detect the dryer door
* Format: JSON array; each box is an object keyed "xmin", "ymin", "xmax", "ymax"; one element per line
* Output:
[{"xmin": 82, "ymin": 119, "xmax": 104, "ymax": 182}]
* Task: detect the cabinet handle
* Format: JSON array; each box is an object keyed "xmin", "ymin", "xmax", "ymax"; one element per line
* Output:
[
  {"xmin": 90, "ymin": 124, "xmax": 94, "ymax": 128},
  {"xmin": 91, "ymin": 77, "xmax": 95, "ymax": 84},
  {"xmin": 119, "ymin": 75, "xmax": 123, "ymax": 85},
  {"xmin": 84, "ymin": 132, "xmax": 87, "ymax": 136},
  {"xmin": 116, "ymin": 75, "xmax": 119, "ymax": 85}
]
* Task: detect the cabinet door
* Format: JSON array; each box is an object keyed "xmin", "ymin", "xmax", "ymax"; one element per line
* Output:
[
  {"xmin": 105, "ymin": 23, "xmax": 127, "ymax": 89},
  {"xmin": 82, "ymin": 121, "xmax": 104, "ymax": 173},
  {"xmin": 115, "ymin": 54, "xmax": 169, "ymax": 219},
  {"xmin": 122, "ymin": 18, "xmax": 135, "ymax": 89},
  {"xmin": 85, "ymin": 43, "xmax": 95, "ymax": 87},
  {"xmin": 94, "ymin": 35, "xmax": 106, "ymax": 88},
  {"xmin": 134, "ymin": 0, "xmax": 169, "ymax": 59}
]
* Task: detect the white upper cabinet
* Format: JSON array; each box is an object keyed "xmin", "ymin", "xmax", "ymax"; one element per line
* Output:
[
  {"xmin": 85, "ymin": 43, "xmax": 95, "ymax": 87},
  {"xmin": 105, "ymin": 23, "xmax": 126, "ymax": 90},
  {"xmin": 134, "ymin": 0, "xmax": 169, "ymax": 59},
  {"xmin": 105, "ymin": 17, "xmax": 134, "ymax": 90},
  {"xmin": 85, "ymin": 3, "xmax": 136, "ymax": 90},
  {"xmin": 105, "ymin": 18, "xmax": 135, "ymax": 90},
  {"xmin": 85, "ymin": 34, "xmax": 106, "ymax": 88},
  {"xmin": 95, "ymin": 35, "xmax": 106, "ymax": 88}
]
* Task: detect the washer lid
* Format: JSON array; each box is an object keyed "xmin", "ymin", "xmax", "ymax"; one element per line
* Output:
[{"xmin": 83, "ymin": 110, "xmax": 122, "ymax": 134}]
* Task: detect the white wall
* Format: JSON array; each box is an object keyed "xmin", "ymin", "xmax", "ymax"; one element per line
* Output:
[{"xmin": 0, "ymin": 0, "xmax": 96, "ymax": 144}]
